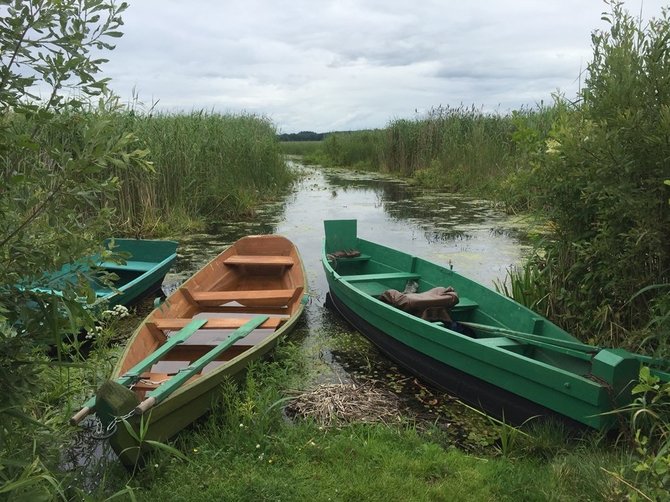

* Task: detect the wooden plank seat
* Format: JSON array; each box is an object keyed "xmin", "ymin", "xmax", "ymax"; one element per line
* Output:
[
  {"xmin": 98, "ymin": 260, "xmax": 154, "ymax": 272},
  {"xmin": 148, "ymin": 316, "xmax": 285, "ymax": 331},
  {"xmin": 223, "ymin": 255, "xmax": 294, "ymax": 267},
  {"xmin": 342, "ymin": 272, "xmax": 421, "ymax": 283},
  {"xmin": 183, "ymin": 288, "xmax": 296, "ymax": 307}
]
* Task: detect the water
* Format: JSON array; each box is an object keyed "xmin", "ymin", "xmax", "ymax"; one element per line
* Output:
[
  {"xmin": 169, "ymin": 161, "xmax": 531, "ymax": 295},
  {"xmin": 160, "ymin": 160, "xmax": 534, "ymax": 448},
  {"xmin": 64, "ymin": 160, "xmax": 535, "ymax": 488}
]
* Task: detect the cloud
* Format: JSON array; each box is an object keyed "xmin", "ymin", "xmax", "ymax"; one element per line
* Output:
[{"xmin": 103, "ymin": 0, "xmax": 668, "ymax": 132}]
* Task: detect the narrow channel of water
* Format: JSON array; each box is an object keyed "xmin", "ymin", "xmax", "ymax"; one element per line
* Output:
[
  {"xmin": 63, "ymin": 160, "xmax": 537, "ymax": 486},
  {"xmin": 161, "ymin": 160, "xmax": 534, "ymax": 447}
]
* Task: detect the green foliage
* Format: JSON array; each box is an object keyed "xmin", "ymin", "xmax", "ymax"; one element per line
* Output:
[
  {"xmin": 277, "ymin": 131, "xmax": 325, "ymax": 142},
  {"xmin": 279, "ymin": 140, "xmax": 323, "ymax": 156},
  {"xmin": 317, "ymin": 129, "xmax": 385, "ymax": 170},
  {"xmin": 523, "ymin": 2, "xmax": 670, "ymax": 347},
  {"xmin": 614, "ymin": 367, "xmax": 670, "ymax": 499},
  {"xmin": 0, "ymin": 0, "xmax": 151, "ymax": 395},
  {"xmin": 310, "ymin": 105, "xmax": 557, "ymax": 198},
  {"xmin": 382, "ymin": 105, "xmax": 522, "ymax": 191},
  {"xmin": 0, "ymin": 1, "xmax": 152, "ymax": 497},
  {"xmin": 494, "ymin": 259, "xmax": 550, "ymax": 315},
  {"xmin": 114, "ymin": 111, "xmax": 293, "ymax": 231}
]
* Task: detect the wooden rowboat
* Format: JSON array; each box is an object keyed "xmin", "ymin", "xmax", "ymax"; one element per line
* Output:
[
  {"xmin": 71, "ymin": 234, "xmax": 306, "ymax": 467},
  {"xmin": 322, "ymin": 219, "xmax": 670, "ymax": 430},
  {"xmin": 35, "ymin": 238, "xmax": 178, "ymax": 308}
]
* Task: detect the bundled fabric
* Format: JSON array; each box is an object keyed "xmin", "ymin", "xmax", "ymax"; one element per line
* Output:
[{"xmin": 379, "ymin": 286, "xmax": 459, "ymax": 323}]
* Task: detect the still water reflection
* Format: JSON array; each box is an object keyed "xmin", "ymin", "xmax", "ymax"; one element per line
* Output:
[
  {"xmin": 170, "ymin": 161, "xmax": 531, "ymax": 297},
  {"xmin": 64, "ymin": 161, "xmax": 537, "ymax": 481},
  {"xmin": 167, "ymin": 161, "xmax": 532, "ymax": 394}
]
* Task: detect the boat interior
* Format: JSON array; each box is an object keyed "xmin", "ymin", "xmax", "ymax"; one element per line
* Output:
[
  {"xmin": 328, "ymin": 240, "xmax": 590, "ymax": 375},
  {"xmin": 120, "ymin": 235, "xmax": 305, "ymax": 398}
]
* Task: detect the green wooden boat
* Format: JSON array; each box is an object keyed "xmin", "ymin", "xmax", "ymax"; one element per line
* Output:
[
  {"xmin": 71, "ymin": 234, "xmax": 307, "ymax": 468},
  {"xmin": 35, "ymin": 238, "xmax": 179, "ymax": 308},
  {"xmin": 322, "ymin": 219, "xmax": 670, "ymax": 430}
]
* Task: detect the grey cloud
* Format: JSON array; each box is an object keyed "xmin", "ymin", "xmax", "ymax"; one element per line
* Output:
[{"xmin": 102, "ymin": 0, "xmax": 667, "ymax": 132}]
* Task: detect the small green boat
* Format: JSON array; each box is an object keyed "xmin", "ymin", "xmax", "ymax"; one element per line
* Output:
[
  {"xmin": 36, "ymin": 238, "xmax": 178, "ymax": 308},
  {"xmin": 322, "ymin": 219, "xmax": 670, "ymax": 430}
]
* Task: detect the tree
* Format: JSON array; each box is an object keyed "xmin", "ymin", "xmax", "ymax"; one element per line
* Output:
[
  {"xmin": 0, "ymin": 1, "xmax": 150, "ymax": 496},
  {"xmin": 535, "ymin": 2, "xmax": 670, "ymax": 347}
]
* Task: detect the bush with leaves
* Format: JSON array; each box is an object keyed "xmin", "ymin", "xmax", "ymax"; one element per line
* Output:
[
  {"xmin": 0, "ymin": 1, "xmax": 153, "ymax": 498},
  {"xmin": 526, "ymin": 1, "xmax": 670, "ymax": 349}
]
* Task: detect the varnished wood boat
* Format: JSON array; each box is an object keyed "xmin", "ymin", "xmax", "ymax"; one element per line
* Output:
[
  {"xmin": 71, "ymin": 234, "xmax": 306, "ymax": 467},
  {"xmin": 322, "ymin": 219, "xmax": 670, "ymax": 430}
]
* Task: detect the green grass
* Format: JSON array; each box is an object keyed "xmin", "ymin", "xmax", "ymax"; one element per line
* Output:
[
  {"xmin": 133, "ymin": 416, "xmax": 621, "ymax": 502},
  {"xmin": 0, "ymin": 309, "xmax": 645, "ymax": 501}
]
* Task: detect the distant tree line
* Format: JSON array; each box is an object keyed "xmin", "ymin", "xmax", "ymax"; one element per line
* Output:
[{"xmin": 278, "ymin": 131, "xmax": 327, "ymax": 141}]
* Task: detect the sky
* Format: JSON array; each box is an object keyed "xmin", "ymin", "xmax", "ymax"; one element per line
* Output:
[{"xmin": 104, "ymin": 0, "xmax": 668, "ymax": 133}]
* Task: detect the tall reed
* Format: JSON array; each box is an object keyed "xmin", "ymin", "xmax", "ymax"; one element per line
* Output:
[
  {"xmin": 110, "ymin": 111, "xmax": 292, "ymax": 231},
  {"xmin": 309, "ymin": 105, "xmax": 556, "ymax": 197}
]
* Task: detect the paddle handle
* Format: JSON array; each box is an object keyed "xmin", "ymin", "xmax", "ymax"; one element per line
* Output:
[
  {"xmin": 134, "ymin": 396, "xmax": 157, "ymax": 415},
  {"xmin": 70, "ymin": 406, "xmax": 92, "ymax": 426}
]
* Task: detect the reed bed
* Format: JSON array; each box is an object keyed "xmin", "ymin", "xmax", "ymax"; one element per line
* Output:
[
  {"xmin": 279, "ymin": 140, "xmax": 323, "ymax": 156},
  {"xmin": 9, "ymin": 109, "xmax": 293, "ymax": 235},
  {"xmin": 309, "ymin": 105, "xmax": 556, "ymax": 197},
  {"xmin": 115, "ymin": 111, "xmax": 292, "ymax": 231}
]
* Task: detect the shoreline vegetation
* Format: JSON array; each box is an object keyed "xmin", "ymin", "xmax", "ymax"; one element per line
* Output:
[{"xmin": 1, "ymin": 1, "xmax": 669, "ymax": 500}]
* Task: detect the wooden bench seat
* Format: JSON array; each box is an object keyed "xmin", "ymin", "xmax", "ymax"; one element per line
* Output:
[
  {"xmin": 182, "ymin": 288, "xmax": 296, "ymax": 307},
  {"xmin": 98, "ymin": 260, "xmax": 155, "ymax": 272},
  {"xmin": 148, "ymin": 316, "xmax": 285, "ymax": 331},
  {"xmin": 223, "ymin": 255, "xmax": 294, "ymax": 267},
  {"xmin": 341, "ymin": 272, "xmax": 421, "ymax": 283}
]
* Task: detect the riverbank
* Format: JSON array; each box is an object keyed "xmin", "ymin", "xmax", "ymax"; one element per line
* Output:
[{"xmin": 49, "ymin": 164, "xmax": 645, "ymax": 500}]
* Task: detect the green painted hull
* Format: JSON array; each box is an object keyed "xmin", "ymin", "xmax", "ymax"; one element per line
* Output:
[
  {"xmin": 37, "ymin": 238, "xmax": 178, "ymax": 308},
  {"xmin": 322, "ymin": 219, "xmax": 669, "ymax": 430}
]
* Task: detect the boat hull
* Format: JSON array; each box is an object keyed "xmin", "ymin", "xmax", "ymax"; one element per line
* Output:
[
  {"xmin": 322, "ymin": 219, "xmax": 649, "ymax": 431},
  {"xmin": 326, "ymin": 290, "xmax": 584, "ymax": 429},
  {"xmin": 36, "ymin": 238, "xmax": 178, "ymax": 309},
  {"xmin": 108, "ymin": 311, "xmax": 303, "ymax": 467}
]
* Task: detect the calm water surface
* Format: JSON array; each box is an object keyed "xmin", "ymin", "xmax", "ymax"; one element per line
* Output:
[
  {"xmin": 65, "ymin": 161, "xmax": 536, "ymax": 483},
  {"xmin": 165, "ymin": 161, "xmax": 533, "ymax": 433}
]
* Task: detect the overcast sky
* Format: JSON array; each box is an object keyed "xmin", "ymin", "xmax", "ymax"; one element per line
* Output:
[{"xmin": 104, "ymin": 0, "xmax": 668, "ymax": 133}]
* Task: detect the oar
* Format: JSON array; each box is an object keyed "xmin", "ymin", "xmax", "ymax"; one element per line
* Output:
[
  {"xmin": 460, "ymin": 321, "xmax": 600, "ymax": 361},
  {"xmin": 133, "ymin": 315, "xmax": 269, "ymax": 415},
  {"xmin": 69, "ymin": 318, "xmax": 207, "ymax": 425}
]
